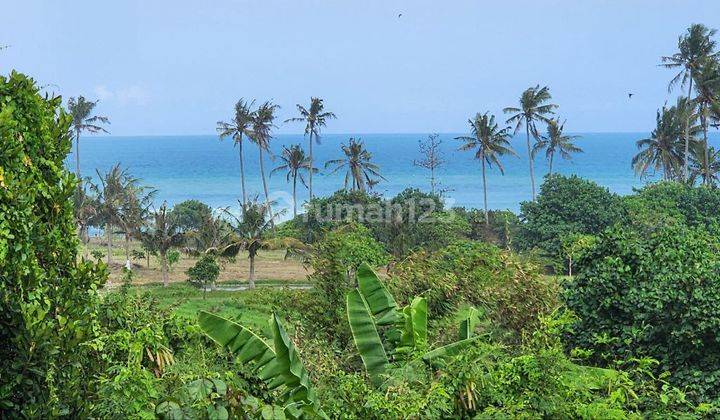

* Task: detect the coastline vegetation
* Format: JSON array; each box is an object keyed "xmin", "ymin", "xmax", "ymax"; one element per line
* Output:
[{"xmin": 4, "ymin": 23, "xmax": 720, "ymax": 419}]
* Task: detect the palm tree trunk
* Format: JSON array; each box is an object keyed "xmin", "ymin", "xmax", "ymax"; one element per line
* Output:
[
  {"xmin": 106, "ymin": 223, "xmax": 113, "ymax": 265},
  {"xmin": 124, "ymin": 233, "xmax": 130, "ymax": 263},
  {"xmin": 549, "ymin": 153, "xmax": 554, "ymax": 177},
  {"xmin": 161, "ymin": 251, "xmax": 168, "ymax": 287},
  {"xmin": 568, "ymin": 255, "xmax": 573, "ymax": 276},
  {"xmin": 684, "ymin": 77, "xmax": 693, "ymax": 182},
  {"xmin": 258, "ymin": 147, "xmax": 274, "ymax": 225},
  {"xmin": 248, "ymin": 253, "xmax": 256, "ymax": 288},
  {"xmin": 703, "ymin": 109, "xmax": 709, "ymax": 185},
  {"xmin": 481, "ymin": 153, "xmax": 489, "ymax": 226},
  {"xmin": 292, "ymin": 173, "xmax": 297, "ymax": 217},
  {"xmin": 526, "ymin": 124, "xmax": 536, "ymax": 200},
  {"xmin": 75, "ymin": 130, "xmax": 81, "ymax": 187},
  {"xmin": 238, "ymin": 136, "xmax": 247, "ymax": 206},
  {"xmin": 308, "ymin": 130, "xmax": 314, "ymax": 199}
]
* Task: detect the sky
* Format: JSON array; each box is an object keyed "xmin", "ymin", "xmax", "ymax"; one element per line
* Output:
[{"xmin": 1, "ymin": 0, "xmax": 719, "ymax": 136}]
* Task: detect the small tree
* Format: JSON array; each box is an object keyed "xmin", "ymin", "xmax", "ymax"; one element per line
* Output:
[
  {"xmin": 139, "ymin": 202, "xmax": 184, "ymax": 287},
  {"xmin": 560, "ymin": 233, "xmax": 597, "ymax": 276},
  {"xmin": 187, "ymin": 255, "xmax": 220, "ymax": 297},
  {"xmin": 413, "ymin": 133, "xmax": 445, "ymax": 195}
]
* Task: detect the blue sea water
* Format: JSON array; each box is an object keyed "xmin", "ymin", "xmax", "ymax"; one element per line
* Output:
[{"xmin": 69, "ymin": 132, "xmax": 719, "ymax": 218}]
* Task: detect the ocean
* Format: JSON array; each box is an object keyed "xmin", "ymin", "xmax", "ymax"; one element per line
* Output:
[{"xmin": 69, "ymin": 132, "xmax": 718, "ymax": 219}]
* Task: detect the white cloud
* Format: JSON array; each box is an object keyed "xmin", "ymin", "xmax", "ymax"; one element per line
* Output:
[{"xmin": 93, "ymin": 85, "xmax": 150, "ymax": 106}]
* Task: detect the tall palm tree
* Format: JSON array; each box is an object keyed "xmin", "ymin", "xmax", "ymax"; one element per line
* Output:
[
  {"xmin": 661, "ymin": 23, "xmax": 718, "ymax": 181},
  {"xmin": 67, "ymin": 96, "xmax": 109, "ymax": 189},
  {"xmin": 285, "ymin": 97, "xmax": 336, "ymax": 199},
  {"xmin": 504, "ymin": 85, "xmax": 558, "ymax": 200},
  {"xmin": 532, "ymin": 119, "xmax": 583, "ymax": 176},
  {"xmin": 325, "ymin": 138, "xmax": 385, "ymax": 192},
  {"xmin": 74, "ymin": 177, "xmax": 100, "ymax": 255},
  {"xmin": 140, "ymin": 202, "xmax": 184, "ymax": 287},
  {"xmin": 632, "ymin": 104, "xmax": 688, "ymax": 181},
  {"xmin": 456, "ymin": 113, "xmax": 517, "ymax": 226},
  {"xmin": 693, "ymin": 57, "xmax": 720, "ymax": 184},
  {"xmin": 249, "ymin": 101, "xmax": 280, "ymax": 222},
  {"xmin": 271, "ymin": 144, "xmax": 316, "ymax": 217},
  {"xmin": 690, "ymin": 143, "xmax": 720, "ymax": 187},
  {"xmin": 217, "ymin": 98, "xmax": 255, "ymax": 206}
]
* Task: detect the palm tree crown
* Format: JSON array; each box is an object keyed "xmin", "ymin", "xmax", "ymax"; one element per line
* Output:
[
  {"xmin": 249, "ymin": 101, "xmax": 280, "ymax": 223},
  {"xmin": 532, "ymin": 119, "xmax": 583, "ymax": 176},
  {"xmin": 503, "ymin": 85, "xmax": 558, "ymax": 200},
  {"xmin": 285, "ymin": 97, "xmax": 336, "ymax": 199},
  {"xmin": 326, "ymin": 138, "xmax": 385, "ymax": 192}
]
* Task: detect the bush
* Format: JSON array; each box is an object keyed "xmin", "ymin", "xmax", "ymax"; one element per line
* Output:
[
  {"xmin": 388, "ymin": 240, "xmax": 558, "ymax": 334},
  {"xmin": 186, "ymin": 255, "xmax": 220, "ymax": 289},
  {"xmin": 0, "ymin": 72, "xmax": 107, "ymax": 416},
  {"xmin": 518, "ymin": 175, "xmax": 626, "ymax": 263},
  {"xmin": 170, "ymin": 199, "xmax": 213, "ymax": 233},
  {"xmin": 565, "ymin": 221, "xmax": 720, "ymax": 401},
  {"xmin": 625, "ymin": 181, "xmax": 720, "ymax": 230},
  {"xmin": 452, "ymin": 207, "xmax": 520, "ymax": 249}
]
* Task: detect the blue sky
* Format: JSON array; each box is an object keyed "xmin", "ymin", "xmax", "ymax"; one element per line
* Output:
[{"xmin": 1, "ymin": 0, "xmax": 718, "ymax": 136}]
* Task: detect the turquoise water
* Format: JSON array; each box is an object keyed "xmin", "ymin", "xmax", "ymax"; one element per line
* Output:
[{"xmin": 70, "ymin": 133, "xmax": 719, "ymax": 217}]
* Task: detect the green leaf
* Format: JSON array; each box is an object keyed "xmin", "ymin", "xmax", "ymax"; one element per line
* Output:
[
  {"xmin": 422, "ymin": 335, "xmax": 483, "ymax": 362},
  {"xmin": 458, "ymin": 306, "xmax": 480, "ymax": 341},
  {"xmin": 346, "ymin": 289, "xmax": 389, "ymax": 387},
  {"xmin": 398, "ymin": 297, "xmax": 428, "ymax": 353},
  {"xmin": 357, "ymin": 262, "xmax": 400, "ymax": 325}
]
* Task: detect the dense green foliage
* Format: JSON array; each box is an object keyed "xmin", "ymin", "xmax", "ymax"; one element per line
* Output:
[
  {"xmin": 0, "ymin": 72, "xmax": 107, "ymax": 415},
  {"xmin": 566, "ymin": 221, "xmax": 720, "ymax": 402},
  {"xmin": 518, "ymin": 175, "xmax": 627, "ymax": 264},
  {"xmin": 186, "ymin": 254, "xmax": 221, "ymax": 290},
  {"xmin": 170, "ymin": 199, "xmax": 213, "ymax": 233}
]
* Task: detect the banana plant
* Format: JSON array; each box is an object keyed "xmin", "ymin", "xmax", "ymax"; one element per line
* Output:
[
  {"xmin": 198, "ymin": 311, "xmax": 327, "ymax": 419},
  {"xmin": 346, "ymin": 263, "xmax": 484, "ymax": 387}
]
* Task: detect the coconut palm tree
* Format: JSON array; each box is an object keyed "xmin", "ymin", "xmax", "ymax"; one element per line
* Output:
[
  {"xmin": 693, "ymin": 57, "xmax": 720, "ymax": 184},
  {"xmin": 67, "ymin": 96, "xmax": 109, "ymax": 188},
  {"xmin": 271, "ymin": 144, "xmax": 316, "ymax": 217},
  {"xmin": 532, "ymin": 119, "xmax": 583, "ymax": 176},
  {"xmin": 74, "ymin": 177, "xmax": 100, "ymax": 255},
  {"xmin": 456, "ymin": 113, "xmax": 517, "ymax": 226},
  {"xmin": 217, "ymin": 98, "xmax": 255, "ymax": 206},
  {"xmin": 503, "ymin": 85, "xmax": 558, "ymax": 200},
  {"xmin": 632, "ymin": 104, "xmax": 690, "ymax": 181},
  {"xmin": 224, "ymin": 198, "xmax": 281, "ymax": 288},
  {"xmin": 140, "ymin": 202, "xmax": 184, "ymax": 287},
  {"xmin": 325, "ymin": 138, "xmax": 385, "ymax": 192},
  {"xmin": 285, "ymin": 97, "xmax": 336, "ymax": 199},
  {"xmin": 690, "ymin": 143, "xmax": 720, "ymax": 187},
  {"xmin": 661, "ymin": 23, "xmax": 718, "ymax": 181},
  {"xmin": 248, "ymin": 101, "xmax": 280, "ymax": 222}
]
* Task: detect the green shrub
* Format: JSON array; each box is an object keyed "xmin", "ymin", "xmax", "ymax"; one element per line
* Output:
[
  {"xmin": 452, "ymin": 207, "xmax": 520, "ymax": 249},
  {"xmin": 565, "ymin": 222, "xmax": 720, "ymax": 401},
  {"xmin": 518, "ymin": 175, "xmax": 627, "ymax": 263},
  {"xmin": 388, "ymin": 241, "xmax": 558, "ymax": 335},
  {"xmin": 0, "ymin": 71, "xmax": 107, "ymax": 416},
  {"xmin": 625, "ymin": 181, "xmax": 720, "ymax": 229},
  {"xmin": 170, "ymin": 199, "xmax": 213, "ymax": 233},
  {"xmin": 186, "ymin": 255, "xmax": 220, "ymax": 289}
]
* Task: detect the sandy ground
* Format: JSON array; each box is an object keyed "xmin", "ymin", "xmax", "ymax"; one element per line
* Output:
[{"xmin": 82, "ymin": 235, "xmax": 311, "ymax": 285}]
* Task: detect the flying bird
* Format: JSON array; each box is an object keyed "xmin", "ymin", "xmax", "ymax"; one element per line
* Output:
[
  {"xmin": 628, "ymin": 93, "xmax": 634, "ymax": 99},
  {"xmin": 398, "ymin": 13, "xmax": 402, "ymax": 18}
]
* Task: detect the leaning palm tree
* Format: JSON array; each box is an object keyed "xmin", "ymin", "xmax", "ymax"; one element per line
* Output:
[
  {"xmin": 285, "ymin": 97, "xmax": 336, "ymax": 199},
  {"xmin": 504, "ymin": 85, "xmax": 558, "ymax": 200},
  {"xmin": 532, "ymin": 119, "xmax": 583, "ymax": 176},
  {"xmin": 217, "ymin": 98, "xmax": 255, "ymax": 206},
  {"xmin": 661, "ymin": 23, "xmax": 718, "ymax": 181},
  {"xmin": 67, "ymin": 96, "xmax": 109, "ymax": 188},
  {"xmin": 456, "ymin": 113, "xmax": 517, "ymax": 226},
  {"xmin": 690, "ymin": 143, "xmax": 720, "ymax": 187},
  {"xmin": 248, "ymin": 101, "xmax": 280, "ymax": 222},
  {"xmin": 271, "ymin": 144, "xmax": 316, "ymax": 217},
  {"xmin": 74, "ymin": 177, "xmax": 100, "ymax": 255},
  {"xmin": 224, "ymin": 198, "xmax": 282, "ymax": 288},
  {"xmin": 632, "ymin": 105, "xmax": 686, "ymax": 181},
  {"xmin": 325, "ymin": 138, "xmax": 385, "ymax": 192},
  {"xmin": 140, "ymin": 202, "xmax": 184, "ymax": 287},
  {"xmin": 692, "ymin": 57, "xmax": 720, "ymax": 184}
]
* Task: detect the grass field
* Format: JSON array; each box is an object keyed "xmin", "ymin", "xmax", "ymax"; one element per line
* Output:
[{"xmin": 83, "ymin": 235, "xmax": 311, "ymax": 286}]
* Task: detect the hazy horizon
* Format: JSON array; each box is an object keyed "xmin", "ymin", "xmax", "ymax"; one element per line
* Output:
[{"xmin": 3, "ymin": 1, "xmax": 719, "ymax": 136}]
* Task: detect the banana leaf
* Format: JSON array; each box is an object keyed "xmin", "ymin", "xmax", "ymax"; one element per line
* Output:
[
  {"xmin": 397, "ymin": 297, "xmax": 428, "ymax": 353},
  {"xmin": 346, "ymin": 289, "xmax": 389, "ymax": 387},
  {"xmin": 458, "ymin": 306, "xmax": 480, "ymax": 341},
  {"xmin": 422, "ymin": 335, "xmax": 483, "ymax": 362},
  {"xmin": 357, "ymin": 263, "xmax": 401, "ymax": 325}
]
